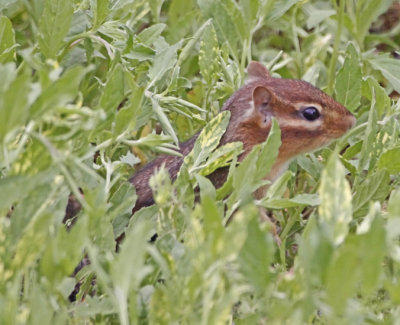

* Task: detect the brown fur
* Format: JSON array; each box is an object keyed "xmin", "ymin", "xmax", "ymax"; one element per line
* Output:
[
  {"xmin": 130, "ymin": 61, "xmax": 355, "ymax": 212},
  {"xmin": 130, "ymin": 135, "xmax": 197, "ymax": 213}
]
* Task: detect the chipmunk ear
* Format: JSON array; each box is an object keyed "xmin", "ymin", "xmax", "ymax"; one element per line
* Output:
[
  {"xmin": 246, "ymin": 61, "xmax": 270, "ymax": 83},
  {"xmin": 252, "ymin": 86, "xmax": 273, "ymax": 114}
]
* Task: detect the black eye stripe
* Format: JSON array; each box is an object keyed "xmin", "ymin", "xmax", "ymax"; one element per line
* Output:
[{"xmin": 301, "ymin": 106, "xmax": 320, "ymax": 121}]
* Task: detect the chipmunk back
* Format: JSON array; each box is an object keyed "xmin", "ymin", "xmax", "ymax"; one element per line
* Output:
[{"xmin": 130, "ymin": 61, "xmax": 356, "ymax": 211}]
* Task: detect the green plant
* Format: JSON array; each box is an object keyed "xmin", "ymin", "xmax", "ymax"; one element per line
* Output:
[{"xmin": 1, "ymin": 0, "xmax": 400, "ymax": 323}]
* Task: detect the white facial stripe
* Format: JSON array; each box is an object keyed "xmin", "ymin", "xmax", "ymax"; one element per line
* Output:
[
  {"xmin": 242, "ymin": 100, "xmax": 256, "ymax": 118},
  {"xmin": 294, "ymin": 102, "xmax": 323, "ymax": 112},
  {"xmin": 278, "ymin": 118, "xmax": 322, "ymax": 130}
]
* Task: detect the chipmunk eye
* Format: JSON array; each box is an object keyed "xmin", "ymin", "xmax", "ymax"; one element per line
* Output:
[{"xmin": 302, "ymin": 106, "xmax": 320, "ymax": 121}]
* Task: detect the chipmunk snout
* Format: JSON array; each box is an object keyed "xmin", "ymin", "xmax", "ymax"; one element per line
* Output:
[
  {"xmin": 347, "ymin": 113, "xmax": 356, "ymax": 129},
  {"xmin": 333, "ymin": 110, "xmax": 356, "ymax": 137}
]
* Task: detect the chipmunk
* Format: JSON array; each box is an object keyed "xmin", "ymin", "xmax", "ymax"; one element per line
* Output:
[
  {"xmin": 66, "ymin": 61, "xmax": 355, "ymax": 301},
  {"xmin": 130, "ymin": 61, "xmax": 356, "ymax": 212}
]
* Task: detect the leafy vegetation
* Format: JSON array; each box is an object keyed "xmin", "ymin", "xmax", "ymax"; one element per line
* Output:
[{"xmin": 1, "ymin": 0, "xmax": 400, "ymax": 323}]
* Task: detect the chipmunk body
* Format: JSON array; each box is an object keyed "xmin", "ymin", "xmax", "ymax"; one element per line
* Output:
[{"xmin": 130, "ymin": 61, "xmax": 356, "ymax": 211}]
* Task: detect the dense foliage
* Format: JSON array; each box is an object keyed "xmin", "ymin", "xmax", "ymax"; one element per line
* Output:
[{"xmin": 1, "ymin": 0, "xmax": 400, "ymax": 323}]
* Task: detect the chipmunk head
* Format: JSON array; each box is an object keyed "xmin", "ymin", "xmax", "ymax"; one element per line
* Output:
[{"xmin": 221, "ymin": 61, "xmax": 356, "ymax": 175}]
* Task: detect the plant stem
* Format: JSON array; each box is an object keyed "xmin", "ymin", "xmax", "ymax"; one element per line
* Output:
[
  {"xmin": 279, "ymin": 209, "xmax": 299, "ymax": 267},
  {"xmin": 327, "ymin": 0, "xmax": 345, "ymax": 95}
]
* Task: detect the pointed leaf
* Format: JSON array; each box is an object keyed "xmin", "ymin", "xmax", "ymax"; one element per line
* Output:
[
  {"xmin": 38, "ymin": 0, "xmax": 74, "ymax": 58},
  {"xmin": 369, "ymin": 54, "xmax": 400, "ymax": 93},
  {"xmin": 239, "ymin": 213, "xmax": 274, "ymax": 292},
  {"xmin": 377, "ymin": 147, "xmax": 400, "ymax": 174},
  {"xmin": 0, "ymin": 67, "xmax": 30, "ymax": 141},
  {"xmin": 318, "ymin": 153, "xmax": 352, "ymax": 245},
  {"xmin": 30, "ymin": 66, "xmax": 87, "ymax": 118},
  {"xmin": 0, "ymin": 16, "xmax": 16, "ymax": 63},
  {"xmin": 100, "ymin": 64, "xmax": 125, "ymax": 112},
  {"xmin": 326, "ymin": 237, "xmax": 359, "ymax": 313},
  {"xmin": 184, "ymin": 111, "xmax": 231, "ymax": 172},
  {"xmin": 199, "ymin": 23, "xmax": 219, "ymax": 85},
  {"xmin": 335, "ymin": 43, "xmax": 361, "ymax": 112},
  {"xmin": 352, "ymin": 170, "xmax": 390, "ymax": 218},
  {"xmin": 151, "ymin": 98, "xmax": 179, "ymax": 145}
]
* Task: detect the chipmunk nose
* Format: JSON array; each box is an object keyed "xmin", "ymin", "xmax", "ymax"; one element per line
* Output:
[{"xmin": 348, "ymin": 114, "xmax": 356, "ymax": 129}]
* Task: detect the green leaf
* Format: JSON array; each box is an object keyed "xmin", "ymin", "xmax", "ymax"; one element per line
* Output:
[
  {"xmin": 111, "ymin": 220, "xmax": 152, "ymax": 324},
  {"xmin": 175, "ymin": 19, "xmax": 213, "ymax": 68},
  {"xmin": 38, "ymin": 0, "xmax": 74, "ymax": 58},
  {"xmin": 335, "ymin": 43, "xmax": 361, "ymax": 112},
  {"xmin": 148, "ymin": 0, "xmax": 166, "ymax": 22},
  {"xmin": 265, "ymin": 170, "xmax": 292, "ymax": 199},
  {"xmin": 0, "ymin": 65, "xmax": 30, "ymax": 141},
  {"xmin": 100, "ymin": 64, "xmax": 125, "ymax": 112},
  {"xmin": 12, "ymin": 211, "xmax": 54, "ymax": 271},
  {"xmin": 0, "ymin": 16, "xmax": 16, "ymax": 63},
  {"xmin": 128, "ymin": 205, "xmax": 158, "ymax": 232},
  {"xmin": 388, "ymin": 188, "xmax": 400, "ymax": 218},
  {"xmin": 238, "ymin": 0, "xmax": 262, "ymax": 28},
  {"xmin": 124, "ymin": 43, "xmax": 155, "ymax": 61},
  {"xmin": 268, "ymin": 0, "xmax": 299, "ymax": 21},
  {"xmin": 184, "ymin": 110, "xmax": 231, "ymax": 172},
  {"xmin": 230, "ymin": 119, "xmax": 281, "ymax": 203},
  {"xmin": 9, "ymin": 181, "xmax": 64, "ymax": 247},
  {"xmin": 326, "ymin": 236, "xmax": 359, "ymax": 313},
  {"xmin": 354, "ymin": 0, "xmax": 392, "ymax": 46},
  {"xmin": 254, "ymin": 119, "xmax": 281, "ymax": 182},
  {"xmin": 110, "ymin": 182, "xmax": 137, "ymax": 238},
  {"xmin": 201, "ymin": 195, "xmax": 224, "ymax": 251},
  {"xmin": 306, "ymin": 8, "xmax": 335, "ymax": 29},
  {"xmin": 199, "ymin": 23, "xmax": 219, "ymax": 85},
  {"xmin": 149, "ymin": 165, "xmax": 174, "ymax": 208},
  {"xmin": 28, "ymin": 282, "xmax": 54, "ymax": 324},
  {"xmin": 91, "ymin": 0, "xmax": 109, "ymax": 28},
  {"xmin": 226, "ymin": 119, "xmax": 281, "ymax": 216},
  {"xmin": 0, "ymin": 171, "xmax": 53, "ymax": 212},
  {"xmin": 377, "ymin": 147, "xmax": 400, "ymax": 174},
  {"xmin": 114, "ymin": 84, "xmax": 144, "ymax": 135},
  {"xmin": 369, "ymin": 53, "xmax": 400, "ymax": 93},
  {"xmin": 0, "ymin": 0, "xmax": 18, "ymax": 11},
  {"xmin": 326, "ymin": 206, "xmax": 386, "ymax": 312},
  {"xmin": 198, "ymin": 141, "xmax": 243, "ymax": 176},
  {"xmin": 297, "ymin": 216, "xmax": 334, "ymax": 287},
  {"xmin": 358, "ymin": 87, "xmax": 378, "ymax": 172},
  {"xmin": 361, "ymin": 76, "xmax": 391, "ymax": 118},
  {"xmin": 262, "ymin": 193, "xmax": 320, "ymax": 209},
  {"xmin": 40, "ymin": 212, "xmax": 86, "ymax": 283},
  {"xmin": 318, "ymin": 153, "xmax": 352, "ymax": 245},
  {"xmin": 166, "ymin": 0, "xmax": 197, "ymax": 43},
  {"xmin": 195, "ymin": 174, "xmax": 216, "ymax": 201},
  {"xmin": 30, "ymin": 65, "xmax": 87, "ymax": 118},
  {"xmin": 296, "ymin": 155, "xmax": 323, "ymax": 180},
  {"xmin": 238, "ymin": 211, "xmax": 273, "ymax": 293},
  {"xmin": 358, "ymin": 207, "xmax": 386, "ymax": 295},
  {"xmin": 229, "ymin": 148, "xmax": 258, "ymax": 204},
  {"xmin": 147, "ymin": 41, "xmax": 182, "ymax": 89},
  {"xmin": 126, "ymin": 133, "xmax": 178, "ymax": 153},
  {"xmin": 197, "ymin": 0, "xmax": 246, "ymax": 60},
  {"xmin": 151, "ymin": 97, "xmax": 179, "ymax": 145},
  {"xmin": 138, "ymin": 23, "xmax": 166, "ymax": 46},
  {"xmin": 84, "ymin": 186, "xmax": 115, "ymax": 250},
  {"xmin": 352, "ymin": 170, "xmax": 391, "ymax": 218}
]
